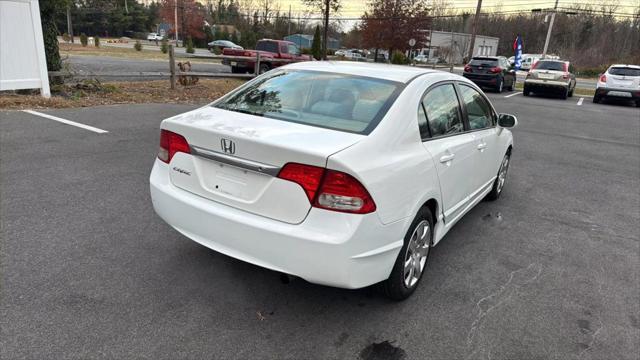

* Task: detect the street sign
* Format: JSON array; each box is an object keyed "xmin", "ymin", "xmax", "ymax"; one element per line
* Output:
[{"xmin": 408, "ymin": 38, "xmax": 416, "ymax": 47}]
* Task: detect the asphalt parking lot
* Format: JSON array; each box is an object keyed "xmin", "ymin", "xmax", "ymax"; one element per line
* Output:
[{"xmin": 1, "ymin": 92, "xmax": 639, "ymax": 359}]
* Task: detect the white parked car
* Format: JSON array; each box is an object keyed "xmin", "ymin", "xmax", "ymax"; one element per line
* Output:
[
  {"xmin": 147, "ymin": 33, "xmax": 163, "ymax": 41},
  {"xmin": 150, "ymin": 62, "xmax": 517, "ymax": 300},
  {"xmin": 593, "ymin": 64, "xmax": 640, "ymax": 106}
]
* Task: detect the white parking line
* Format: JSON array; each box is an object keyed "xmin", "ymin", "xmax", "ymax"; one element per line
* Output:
[
  {"xmin": 577, "ymin": 97, "xmax": 584, "ymax": 106},
  {"xmin": 22, "ymin": 110, "xmax": 108, "ymax": 134},
  {"xmin": 504, "ymin": 92, "xmax": 522, "ymax": 98}
]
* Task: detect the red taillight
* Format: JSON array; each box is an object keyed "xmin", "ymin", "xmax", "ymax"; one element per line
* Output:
[
  {"xmin": 464, "ymin": 65, "xmax": 472, "ymax": 72},
  {"xmin": 489, "ymin": 66, "xmax": 502, "ymax": 74},
  {"xmin": 277, "ymin": 163, "xmax": 376, "ymax": 214},
  {"xmin": 314, "ymin": 170, "xmax": 376, "ymax": 214},
  {"xmin": 277, "ymin": 163, "xmax": 325, "ymax": 201},
  {"xmin": 244, "ymin": 51, "xmax": 252, "ymax": 57},
  {"xmin": 599, "ymin": 74, "xmax": 607, "ymax": 83},
  {"xmin": 158, "ymin": 129, "xmax": 190, "ymax": 163},
  {"xmin": 562, "ymin": 73, "xmax": 570, "ymax": 79}
]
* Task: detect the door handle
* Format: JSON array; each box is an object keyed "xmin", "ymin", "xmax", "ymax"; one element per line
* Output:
[
  {"xmin": 439, "ymin": 153, "xmax": 455, "ymax": 163},
  {"xmin": 477, "ymin": 143, "xmax": 487, "ymax": 151}
]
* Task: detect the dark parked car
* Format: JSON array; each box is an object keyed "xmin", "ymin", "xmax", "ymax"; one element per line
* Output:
[{"xmin": 463, "ymin": 56, "xmax": 516, "ymax": 93}]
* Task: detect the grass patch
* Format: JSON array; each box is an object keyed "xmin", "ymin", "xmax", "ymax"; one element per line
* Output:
[
  {"xmin": 59, "ymin": 43, "xmax": 221, "ymax": 64},
  {"xmin": 0, "ymin": 78, "xmax": 245, "ymax": 110}
]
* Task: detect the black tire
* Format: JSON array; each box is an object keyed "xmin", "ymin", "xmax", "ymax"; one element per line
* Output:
[
  {"xmin": 568, "ymin": 87, "xmax": 574, "ymax": 97},
  {"xmin": 593, "ymin": 94, "xmax": 601, "ymax": 103},
  {"xmin": 495, "ymin": 77, "xmax": 503, "ymax": 93},
  {"xmin": 561, "ymin": 88, "xmax": 569, "ymax": 100},
  {"xmin": 486, "ymin": 151, "xmax": 511, "ymax": 201},
  {"xmin": 259, "ymin": 63, "xmax": 270, "ymax": 74},
  {"xmin": 635, "ymin": 100, "xmax": 640, "ymax": 108},
  {"xmin": 231, "ymin": 66, "xmax": 243, "ymax": 74},
  {"xmin": 381, "ymin": 207, "xmax": 433, "ymax": 301},
  {"xmin": 523, "ymin": 86, "xmax": 530, "ymax": 96}
]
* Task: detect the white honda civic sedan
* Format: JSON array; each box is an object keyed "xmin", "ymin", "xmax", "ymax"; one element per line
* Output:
[{"xmin": 150, "ymin": 61, "xmax": 517, "ymax": 300}]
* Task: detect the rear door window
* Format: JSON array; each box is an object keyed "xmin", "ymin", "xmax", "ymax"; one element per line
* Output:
[
  {"xmin": 609, "ymin": 67, "xmax": 640, "ymax": 77},
  {"xmin": 421, "ymin": 84, "xmax": 464, "ymax": 137}
]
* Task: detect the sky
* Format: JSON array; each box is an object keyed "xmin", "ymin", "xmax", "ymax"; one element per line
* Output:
[
  {"xmin": 273, "ymin": 0, "xmax": 639, "ymax": 17},
  {"xmin": 260, "ymin": 0, "xmax": 638, "ymax": 32}
]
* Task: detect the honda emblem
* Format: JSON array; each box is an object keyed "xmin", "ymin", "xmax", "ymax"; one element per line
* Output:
[{"xmin": 220, "ymin": 138, "xmax": 236, "ymax": 154}]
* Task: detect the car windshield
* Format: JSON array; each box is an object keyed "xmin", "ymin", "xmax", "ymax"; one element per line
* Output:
[
  {"xmin": 470, "ymin": 58, "xmax": 498, "ymax": 66},
  {"xmin": 213, "ymin": 70, "xmax": 402, "ymax": 134},
  {"xmin": 609, "ymin": 67, "xmax": 640, "ymax": 77},
  {"xmin": 535, "ymin": 61, "xmax": 565, "ymax": 71}
]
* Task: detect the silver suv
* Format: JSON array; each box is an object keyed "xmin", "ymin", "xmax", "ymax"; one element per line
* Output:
[
  {"xmin": 593, "ymin": 65, "xmax": 640, "ymax": 107},
  {"xmin": 523, "ymin": 60, "xmax": 576, "ymax": 99}
]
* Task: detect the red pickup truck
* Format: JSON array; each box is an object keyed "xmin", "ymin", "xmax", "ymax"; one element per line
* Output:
[{"xmin": 222, "ymin": 39, "xmax": 312, "ymax": 74}]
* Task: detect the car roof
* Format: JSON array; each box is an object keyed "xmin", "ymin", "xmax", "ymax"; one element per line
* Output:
[
  {"xmin": 282, "ymin": 61, "xmax": 439, "ymax": 83},
  {"xmin": 609, "ymin": 64, "xmax": 640, "ymax": 69}
]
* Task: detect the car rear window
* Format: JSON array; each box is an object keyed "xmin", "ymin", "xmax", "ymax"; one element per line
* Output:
[
  {"xmin": 256, "ymin": 41, "xmax": 279, "ymax": 53},
  {"xmin": 213, "ymin": 70, "xmax": 403, "ymax": 134},
  {"xmin": 534, "ymin": 61, "xmax": 566, "ymax": 71},
  {"xmin": 609, "ymin": 67, "xmax": 640, "ymax": 77},
  {"xmin": 470, "ymin": 58, "xmax": 498, "ymax": 66}
]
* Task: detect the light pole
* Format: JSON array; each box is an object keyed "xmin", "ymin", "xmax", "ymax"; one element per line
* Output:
[
  {"xmin": 467, "ymin": 0, "xmax": 482, "ymax": 62},
  {"xmin": 542, "ymin": 0, "xmax": 559, "ymax": 58},
  {"xmin": 175, "ymin": 0, "xmax": 179, "ymax": 44}
]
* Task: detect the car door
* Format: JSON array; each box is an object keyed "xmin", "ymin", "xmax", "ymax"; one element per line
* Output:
[
  {"xmin": 419, "ymin": 83, "xmax": 478, "ymax": 223},
  {"xmin": 457, "ymin": 83, "xmax": 502, "ymax": 197}
]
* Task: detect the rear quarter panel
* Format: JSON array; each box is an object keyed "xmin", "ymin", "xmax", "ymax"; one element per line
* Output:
[{"xmin": 327, "ymin": 73, "xmax": 454, "ymax": 226}]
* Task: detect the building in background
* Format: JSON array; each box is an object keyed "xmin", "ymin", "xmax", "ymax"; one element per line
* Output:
[
  {"xmin": 284, "ymin": 34, "xmax": 340, "ymax": 50},
  {"xmin": 417, "ymin": 31, "xmax": 499, "ymax": 64}
]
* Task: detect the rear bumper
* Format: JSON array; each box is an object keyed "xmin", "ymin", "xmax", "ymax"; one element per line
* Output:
[
  {"xmin": 222, "ymin": 59, "xmax": 255, "ymax": 68},
  {"xmin": 149, "ymin": 160, "xmax": 406, "ymax": 289},
  {"xmin": 595, "ymin": 87, "xmax": 640, "ymax": 100},
  {"xmin": 524, "ymin": 79, "xmax": 568, "ymax": 91},
  {"xmin": 462, "ymin": 73, "xmax": 499, "ymax": 86}
]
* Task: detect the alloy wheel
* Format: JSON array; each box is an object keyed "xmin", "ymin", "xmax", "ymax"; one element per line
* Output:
[
  {"xmin": 403, "ymin": 220, "xmax": 430, "ymax": 288},
  {"xmin": 496, "ymin": 155, "xmax": 510, "ymax": 194}
]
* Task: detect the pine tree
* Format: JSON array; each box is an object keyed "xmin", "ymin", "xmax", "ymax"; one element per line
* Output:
[{"xmin": 311, "ymin": 25, "xmax": 322, "ymax": 60}]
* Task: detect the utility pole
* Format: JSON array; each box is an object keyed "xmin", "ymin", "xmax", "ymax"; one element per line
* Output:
[
  {"xmin": 542, "ymin": 0, "xmax": 559, "ymax": 58},
  {"xmin": 174, "ymin": 0, "xmax": 179, "ymax": 45},
  {"xmin": 322, "ymin": 0, "xmax": 329, "ymax": 60},
  {"xmin": 288, "ymin": 4, "xmax": 292, "ymax": 36},
  {"xmin": 66, "ymin": 3, "xmax": 74, "ymax": 43},
  {"xmin": 466, "ymin": 0, "xmax": 482, "ymax": 62}
]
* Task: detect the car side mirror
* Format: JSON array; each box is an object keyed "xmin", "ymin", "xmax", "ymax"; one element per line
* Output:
[{"xmin": 498, "ymin": 113, "xmax": 517, "ymax": 128}]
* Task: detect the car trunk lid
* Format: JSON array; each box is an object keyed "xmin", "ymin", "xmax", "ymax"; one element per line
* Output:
[{"xmin": 161, "ymin": 106, "xmax": 364, "ymax": 224}]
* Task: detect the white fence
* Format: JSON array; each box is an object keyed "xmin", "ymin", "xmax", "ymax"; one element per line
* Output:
[{"xmin": 0, "ymin": 0, "xmax": 50, "ymax": 97}]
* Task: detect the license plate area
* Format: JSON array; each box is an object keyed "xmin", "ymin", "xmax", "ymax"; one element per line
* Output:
[
  {"xmin": 199, "ymin": 158, "xmax": 269, "ymax": 201},
  {"xmin": 607, "ymin": 91, "xmax": 632, "ymax": 98},
  {"xmin": 539, "ymin": 73, "xmax": 555, "ymax": 80}
]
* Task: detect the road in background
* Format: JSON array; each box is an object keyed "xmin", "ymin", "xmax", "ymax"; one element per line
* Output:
[
  {"xmin": 1, "ymin": 96, "xmax": 638, "ymax": 359},
  {"xmin": 65, "ymin": 55, "xmax": 229, "ymax": 82}
]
